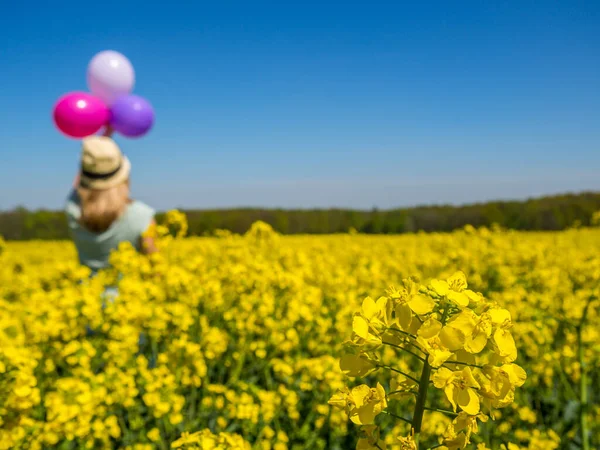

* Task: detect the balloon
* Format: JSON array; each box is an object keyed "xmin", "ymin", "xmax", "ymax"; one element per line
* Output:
[
  {"xmin": 109, "ymin": 95, "xmax": 154, "ymax": 138},
  {"xmin": 87, "ymin": 50, "xmax": 135, "ymax": 105},
  {"xmin": 53, "ymin": 92, "xmax": 109, "ymax": 138}
]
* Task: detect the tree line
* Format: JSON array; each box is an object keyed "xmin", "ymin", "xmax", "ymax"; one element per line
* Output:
[{"xmin": 1, "ymin": 191, "xmax": 600, "ymax": 240}]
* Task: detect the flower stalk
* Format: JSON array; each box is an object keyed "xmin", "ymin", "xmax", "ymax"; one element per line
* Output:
[
  {"xmin": 577, "ymin": 296, "xmax": 594, "ymax": 450},
  {"xmin": 412, "ymin": 358, "xmax": 432, "ymax": 437}
]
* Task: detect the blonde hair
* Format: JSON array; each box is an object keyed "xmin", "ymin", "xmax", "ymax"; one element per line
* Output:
[{"xmin": 77, "ymin": 181, "xmax": 130, "ymax": 233}]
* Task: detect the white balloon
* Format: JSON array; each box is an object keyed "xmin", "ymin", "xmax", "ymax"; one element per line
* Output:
[{"xmin": 87, "ymin": 50, "xmax": 135, "ymax": 105}]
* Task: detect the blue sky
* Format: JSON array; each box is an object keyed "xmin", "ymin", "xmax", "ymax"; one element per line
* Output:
[{"xmin": 0, "ymin": 1, "xmax": 599, "ymax": 210}]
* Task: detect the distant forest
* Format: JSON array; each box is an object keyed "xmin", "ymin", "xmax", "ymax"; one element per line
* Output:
[{"xmin": 1, "ymin": 192, "xmax": 600, "ymax": 240}]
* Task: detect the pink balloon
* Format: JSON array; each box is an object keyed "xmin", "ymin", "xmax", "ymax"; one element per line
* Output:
[{"xmin": 53, "ymin": 92, "xmax": 109, "ymax": 138}]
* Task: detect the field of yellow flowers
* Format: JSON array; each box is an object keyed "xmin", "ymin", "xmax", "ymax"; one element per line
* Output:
[{"xmin": 0, "ymin": 219, "xmax": 599, "ymax": 450}]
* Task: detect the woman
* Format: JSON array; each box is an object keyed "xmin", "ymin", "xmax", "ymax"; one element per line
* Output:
[{"xmin": 66, "ymin": 131, "xmax": 157, "ymax": 273}]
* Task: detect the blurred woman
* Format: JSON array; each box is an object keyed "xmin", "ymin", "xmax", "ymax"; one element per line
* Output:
[{"xmin": 65, "ymin": 131, "xmax": 156, "ymax": 274}]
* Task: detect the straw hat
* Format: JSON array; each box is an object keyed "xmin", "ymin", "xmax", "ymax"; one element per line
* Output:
[{"xmin": 79, "ymin": 136, "xmax": 131, "ymax": 190}]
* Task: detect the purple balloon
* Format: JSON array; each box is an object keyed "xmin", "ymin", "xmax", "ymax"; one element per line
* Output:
[{"xmin": 109, "ymin": 95, "xmax": 154, "ymax": 138}]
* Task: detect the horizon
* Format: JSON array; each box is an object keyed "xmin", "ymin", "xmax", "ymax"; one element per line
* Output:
[
  {"xmin": 3, "ymin": 189, "xmax": 598, "ymax": 214},
  {"xmin": 1, "ymin": 1, "xmax": 599, "ymax": 210}
]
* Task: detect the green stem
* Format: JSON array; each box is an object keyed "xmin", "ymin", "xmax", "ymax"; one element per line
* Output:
[
  {"xmin": 424, "ymin": 406, "xmax": 458, "ymax": 417},
  {"xmin": 230, "ymin": 349, "xmax": 247, "ymax": 383},
  {"xmin": 556, "ymin": 364, "xmax": 577, "ymax": 399},
  {"xmin": 386, "ymin": 328, "xmax": 428, "ymax": 355},
  {"xmin": 577, "ymin": 325, "xmax": 589, "ymax": 450},
  {"xmin": 406, "ymin": 340, "xmax": 428, "ymax": 355},
  {"xmin": 412, "ymin": 358, "xmax": 432, "ymax": 435},
  {"xmin": 388, "ymin": 389, "xmax": 418, "ymax": 397},
  {"xmin": 577, "ymin": 296, "xmax": 594, "ymax": 450},
  {"xmin": 413, "ymin": 306, "xmax": 450, "ymax": 442},
  {"xmin": 382, "ymin": 340, "xmax": 426, "ymax": 362},
  {"xmin": 441, "ymin": 360, "xmax": 484, "ymax": 369},
  {"xmin": 387, "ymin": 327, "xmax": 417, "ymax": 340},
  {"xmin": 188, "ymin": 385, "xmax": 198, "ymax": 420},
  {"xmin": 117, "ymin": 414, "xmax": 131, "ymax": 443},
  {"xmin": 381, "ymin": 410, "xmax": 413, "ymax": 425},
  {"xmin": 376, "ymin": 364, "xmax": 420, "ymax": 384}
]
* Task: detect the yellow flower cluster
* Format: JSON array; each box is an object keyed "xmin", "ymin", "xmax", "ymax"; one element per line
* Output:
[
  {"xmin": 1, "ymin": 221, "xmax": 599, "ymax": 449},
  {"xmin": 170, "ymin": 429, "xmax": 251, "ymax": 449},
  {"xmin": 330, "ymin": 272, "xmax": 526, "ymax": 449},
  {"xmin": 142, "ymin": 209, "xmax": 189, "ymax": 251}
]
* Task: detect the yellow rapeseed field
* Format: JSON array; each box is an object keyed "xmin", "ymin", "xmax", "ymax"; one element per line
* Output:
[{"xmin": 1, "ymin": 216, "xmax": 599, "ymax": 450}]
